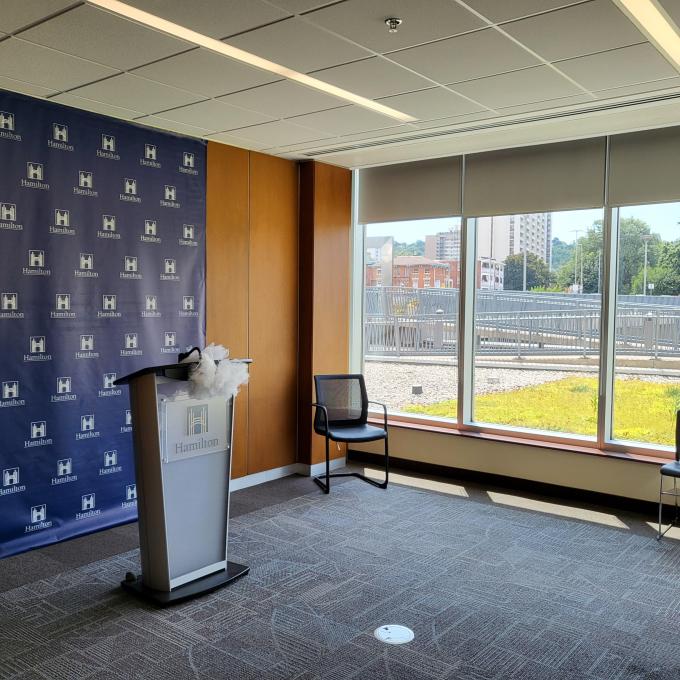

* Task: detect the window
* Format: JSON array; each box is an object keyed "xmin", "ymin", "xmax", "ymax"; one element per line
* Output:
[
  {"xmin": 612, "ymin": 203, "xmax": 680, "ymax": 448},
  {"xmin": 471, "ymin": 209, "xmax": 604, "ymax": 438},
  {"xmin": 363, "ymin": 217, "xmax": 461, "ymax": 422}
]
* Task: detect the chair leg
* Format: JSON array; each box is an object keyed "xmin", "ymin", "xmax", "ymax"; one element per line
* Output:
[
  {"xmin": 314, "ymin": 435, "xmax": 389, "ymax": 491},
  {"xmin": 313, "ymin": 435, "xmax": 331, "ymax": 494},
  {"xmin": 658, "ymin": 475, "xmax": 664, "ymax": 540}
]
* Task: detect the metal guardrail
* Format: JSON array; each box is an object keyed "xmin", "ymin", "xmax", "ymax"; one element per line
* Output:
[{"xmin": 364, "ymin": 288, "xmax": 680, "ymax": 358}]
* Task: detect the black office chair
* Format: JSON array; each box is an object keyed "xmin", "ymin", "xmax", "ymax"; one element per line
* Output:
[
  {"xmin": 312, "ymin": 374, "xmax": 388, "ymax": 494},
  {"xmin": 658, "ymin": 410, "xmax": 680, "ymax": 539}
]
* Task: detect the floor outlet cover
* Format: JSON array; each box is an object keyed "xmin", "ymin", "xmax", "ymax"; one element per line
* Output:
[{"xmin": 374, "ymin": 625, "xmax": 415, "ymax": 644}]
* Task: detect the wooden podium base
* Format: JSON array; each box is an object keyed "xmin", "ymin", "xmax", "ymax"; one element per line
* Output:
[{"xmin": 121, "ymin": 561, "xmax": 249, "ymax": 606}]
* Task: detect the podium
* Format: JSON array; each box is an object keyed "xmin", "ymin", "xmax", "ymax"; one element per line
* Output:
[{"xmin": 115, "ymin": 360, "xmax": 250, "ymax": 605}]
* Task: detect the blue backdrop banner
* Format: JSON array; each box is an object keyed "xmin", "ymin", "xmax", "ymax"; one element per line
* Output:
[{"xmin": 0, "ymin": 90, "xmax": 206, "ymax": 557}]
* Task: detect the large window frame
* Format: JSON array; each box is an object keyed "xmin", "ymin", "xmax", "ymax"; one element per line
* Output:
[{"xmin": 351, "ymin": 147, "xmax": 677, "ymax": 460}]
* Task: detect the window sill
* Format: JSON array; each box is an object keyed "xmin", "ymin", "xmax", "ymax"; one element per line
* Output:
[{"xmin": 367, "ymin": 415, "xmax": 672, "ymax": 465}]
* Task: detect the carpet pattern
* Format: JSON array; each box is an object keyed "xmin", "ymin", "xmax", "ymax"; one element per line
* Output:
[{"xmin": 1, "ymin": 482, "xmax": 680, "ymax": 679}]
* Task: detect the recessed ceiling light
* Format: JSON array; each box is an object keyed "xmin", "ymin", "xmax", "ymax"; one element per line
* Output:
[
  {"xmin": 612, "ymin": 0, "xmax": 680, "ymax": 70},
  {"xmin": 86, "ymin": 0, "xmax": 417, "ymax": 123}
]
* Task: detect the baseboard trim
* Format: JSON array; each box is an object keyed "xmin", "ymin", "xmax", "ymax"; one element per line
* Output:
[
  {"xmin": 348, "ymin": 450, "xmax": 660, "ymax": 517},
  {"xmin": 230, "ymin": 458, "xmax": 346, "ymax": 492}
]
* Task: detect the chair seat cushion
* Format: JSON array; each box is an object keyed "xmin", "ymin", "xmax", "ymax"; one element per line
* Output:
[
  {"xmin": 661, "ymin": 461, "xmax": 680, "ymax": 478},
  {"xmin": 325, "ymin": 424, "xmax": 387, "ymax": 443}
]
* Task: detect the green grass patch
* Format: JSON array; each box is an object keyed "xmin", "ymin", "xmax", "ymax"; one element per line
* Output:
[{"xmin": 404, "ymin": 377, "xmax": 678, "ymax": 446}]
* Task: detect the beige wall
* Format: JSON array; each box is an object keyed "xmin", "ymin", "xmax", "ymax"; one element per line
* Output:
[{"xmin": 353, "ymin": 427, "xmax": 663, "ymax": 503}]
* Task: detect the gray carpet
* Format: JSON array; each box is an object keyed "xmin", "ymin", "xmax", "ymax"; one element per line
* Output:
[{"xmin": 1, "ymin": 480, "xmax": 680, "ymax": 679}]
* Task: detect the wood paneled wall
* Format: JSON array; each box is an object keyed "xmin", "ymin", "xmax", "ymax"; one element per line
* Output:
[
  {"xmin": 298, "ymin": 161, "xmax": 352, "ymax": 466},
  {"xmin": 206, "ymin": 143, "xmax": 299, "ymax": 478}
]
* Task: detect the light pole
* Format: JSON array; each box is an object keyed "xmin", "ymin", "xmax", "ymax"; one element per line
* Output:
[
  {"xmin": 642, "ymin": 234, "xmax": 652, "ymax": 296},
  {"xmin": 571, "ymin": 229, "xmax": 583, "ymax": 293}
]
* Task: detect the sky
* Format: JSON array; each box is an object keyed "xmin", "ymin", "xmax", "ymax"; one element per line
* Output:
[{"xmin": 366, "ymin": 203, "xmax": 680, "ymax": 245}]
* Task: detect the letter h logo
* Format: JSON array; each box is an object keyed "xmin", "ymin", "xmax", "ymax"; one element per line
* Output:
[
  {"xmin": 186, "ymin": 404, "xmax": 208, "ymax": 435},
  {"xmin": 2, "ymin": 381, "xmax": 18, "ymax": 399},
  {"xmin": 57, "ymin": 458, "xmax": 72, "ymax": 476},
  {"xmin": 164, "ymin": 185, "xmax": 176, "ymax": 201},
  {"xmin": 3, "ymin": 467, "xmax": 19, "ymax": 486},
  {"xmin": 1, "ymin": 292, "xmax": 17, "ymax": 310},
  {"xmin": 81, "ymin": 493, "xmax": 95, "ymax": 511},
  {"xmin": 31, "ymin": 505, "xmax": 46, "ymax": 523},
  {"xmin": 53, "ymin": 123, "xmax": 68, "ymax": 142}
]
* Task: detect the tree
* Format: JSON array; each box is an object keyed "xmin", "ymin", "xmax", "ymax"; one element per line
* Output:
[
  {"xmin": 503, "ymin": 252, "xmax": 552, "ymax": 291},
  {"xmin": 550, "ymin": 237, "xmax": 574, "ymax": 271},
  {"xmin": 632, "ymin": 240, "xmax": 680, "ymax": 295},
  {"xmin": 393, "ymin": 240, "xmax": 424, "ymax": 256}
]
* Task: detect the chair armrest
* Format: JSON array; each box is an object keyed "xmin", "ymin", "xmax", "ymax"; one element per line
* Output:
[
  {"xmin": 312, "ymin": 402, "xmax": 329, "ymax": 434},
  {"xmin": 367, "ymin": 400, "xmax": 388, "ymax": 431}
]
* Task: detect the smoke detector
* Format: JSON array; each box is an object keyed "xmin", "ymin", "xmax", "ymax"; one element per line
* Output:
[{"xmin": 385, "ymin": 17, "xmax": 403, "ymax": 33}]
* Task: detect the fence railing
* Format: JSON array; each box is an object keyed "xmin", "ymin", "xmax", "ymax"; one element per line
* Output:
[{"xmin": 364, "ymin": 288, "xmax": 680, "ymax": 358}]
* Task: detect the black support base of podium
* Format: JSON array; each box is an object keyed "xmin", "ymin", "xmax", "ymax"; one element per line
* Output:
[{"xmin": 121, "ymin": 561, "xmax": 249, "ymax": 606}]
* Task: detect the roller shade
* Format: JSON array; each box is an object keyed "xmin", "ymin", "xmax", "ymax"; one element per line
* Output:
[
  {"xmin": 609, "ymin": 127, "xmax": 680, "ymax": 206},
  {"xmin": 358, "ymin": 156, "xmax": 462, "ymax": 224},
  {"xmin": 464, "ymin": 139, "xmax": 606, "ymax": 217}
]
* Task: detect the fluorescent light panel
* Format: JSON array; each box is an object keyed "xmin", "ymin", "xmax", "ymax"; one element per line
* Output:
[
  {"xmin": 86, "ymin": 0, "xmax": 417, "ymax": 123},
  {"xmin": 613, "ymin": 0, "xmax": 680, "ymax": 70}
]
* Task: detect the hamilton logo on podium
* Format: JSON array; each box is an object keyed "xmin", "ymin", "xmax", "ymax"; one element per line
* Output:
[
  {"xmin": 25, "ymin": 335, "xmax": 52, "ymax": 363},
  {"xmin": 141, "ymin": 143, "xmax": 161, "ymax": 168},
  {"xmin": 176, "ymin": 403, "xmax": 219, "ymax": 457},
  {"xmin": 52, "ymin": 375, "xmax": 77, "ymax": 402},
  {"xmin": 53, "ymin": 457, "xmax": 77, "ymax": 486},
  {"xmin": 77, "ymin": 493, "xmax": 100, "ymax": 520},
  {"xmin": 50, "ymin": 208, "xmax": 75, "ymax": 236},
  {"xmin": 23, "ymin": 249, "xmax": 51, "ymax": 276},
  {"xmin": 99, "ymin": 372, "xmax": 121, "ymax": 398},
  {"xmin": 49, "ymin": 123, "xmax": 73, "ymax": 151},
  {"xmin": 0, "ymin": 202, "xmax": 22, "ymax": 231},
  {"xmin": 0, "ymin": 110, "xmax": 21, "ymax": 141},
  {"xmin": 22, "ymin": 162, "xmax": 49, "ymax": 190},
  {"xmin": 100, "ymin": 449, "xmax": 122, "ymax": 475},
  {"xmin": 121, "ymin": 255, "xmax": 142, "ymax": 280},
  {"xmin": 121, "ymin": 177, "xmax": 141, "ymax": 203},
  {"xmin": 99, "ymin": 294, "xmax": 122, "ymax": 317},
  {"xmin": 76, "ymin": 413, "xmax": 100, "ymax": 440},
  {"xmin": 25, "ymin": 420, "xmax": 52, "ymax": 448},
  {"xmin": 26, "ymin": 504, "xmax": 52, "ymax": 533},
  {"xmin": 187, "ymin": 404, "xmax": 208, "ymax": 435},
  {"xmin": 98, "ymin": 134, "xmax": 119, "ymax": 160},
  {"xmin": 141, "ymin": 219, "xmax": 161, "ymax": 243},
  {"xmin": 121, "ymin": 332, "xmax": 142, "ymax": 357},
  {"xmin": 179, "ymin": 223, "xmax": 198, "ymax": 247},
  {"xmin": 52, "ymin": 292, "xmax": 75, "ymax": 319},
  {"xmin": 1, "ymin": 379, "xmax": 24, "ymax": 408},
  {"xmin": 1, "ymin": 292, "xmax": 24, "ymax": 319},
  {"xmin": 160, "ymin": 184, "xmax": 180, "ymax": 208},
  {"xmin": 1, "ymin": 466, "xmax": 25, "ymax": 496},
  {"xmin": 76, "ymin": 333, "xmax": 99, "ymax": 359},
  {"xmin": 160, "ymin": 258, "xmax": 179, "ymax": 281},
  {"xmin": 74, "ymin": 170, "xmax": 98, "ymax": 197},
  {"xmin": 75, "ymin": 252, "xmax": 98, "ymax": 277},
  {"xmin": 142, "ymin": 294, "xmax": 161, "ymax": 318},
  {"xmin": 179, "ymin": 151, "xmax": 198, "ymax": 175}
]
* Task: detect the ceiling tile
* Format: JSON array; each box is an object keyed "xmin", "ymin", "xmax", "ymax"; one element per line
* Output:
[
  {"xmin": 289, "ymin": 105, "xmax": 401, "ymax": 135},
  {"xmin": 50, "ymin": 93, "xmax": 146, "ymax": 120},
  {"xmin": 495, "ymin": 93, "xmax": 593, "ymax": 115},
  {"xmin": 462, "ymin": 0, "xmax": 586, "ymax": 24},
  {"xmin": 19, "ymin": 5, "xmax": 191, "ymax": 71},
  {"xmin": 557, "ymin": 43, "xmax": 678, "ymax": 91},
  {"xmin": 305, "ymin": 0, "xmax": 484, "ymax": 53},
  {"xmin": 218, "ymin": 81, "xmax": 343, "ymax": 118},
  {"xmin": 67, "ymin": 73, "xmax": 201, "ymax": 114},
  {"xmin": 312, "ymin": 57, "xmax": 433, "ymax": 99},
  {"xmin": 132, "ymin": 48, "xmax": 279, "ymax": 98},
  {"xmin": 390, "ymin": 28, "xmax": 539, "ymax": 84},
  {"xmin": 593, "ymin": 76, "xmax": 680, "ymax": 99},
  {"xmin": 135, "ymin": 114, "xmax": 212, "ymax": 138},
  {"xmin": 376, "ymin": 87, "xmax": 486, "ymax": 120},
  {"xmin": 0, "ymin": 0, "xmax": 76, "ymax": 33},
  {"xmin": 213, "ymin": 120, "xmax": 332, "ymax": 146},
  {"xmin": 266, "ymin": 0, "xmax": 338, "ymax": 13},
  {"xmin": 206, "ymin": 134, "xmax": 270, "ymax": 151},
  {"xmin": 123, "ymin": 0, "xmax": 290, "ymax": 39},
  {"xmin": 224, "ymin": 17, "xmax": 371, "ymax": 72},
  {"xmin": 502, "ymin": 0, "xmax": 645, "ymax": 62},
  {"xmin": 156, "ymin": 99, "xmax": 274, "ymax": 132},
  {"xmin": 452, "ymin": 65, "xmax": 583, "ymax": 108},
  {"xmin": 413, "ymin": 110, "xmax": 499, "ymax": 128},
  {"xmin": 0, "ymin": 38, "xmax": 119, "ymax": 91},
  {"xmin": 0, "ymin": 75, "xmax": 57, "ymax": 98},
  {"xmin": 658, "ymin": 0, "xmax": 680, "ymax": 28}
]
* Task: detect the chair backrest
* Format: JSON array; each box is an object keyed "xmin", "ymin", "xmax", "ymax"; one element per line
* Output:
[{"xmin": 314, "ymin": 374, "xmax": 368, "ymax": 433}]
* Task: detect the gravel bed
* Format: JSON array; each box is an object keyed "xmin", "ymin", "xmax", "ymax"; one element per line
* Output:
[{"xmin": 364, "ymin": 361, "xmax": 680, "ymax": 410}]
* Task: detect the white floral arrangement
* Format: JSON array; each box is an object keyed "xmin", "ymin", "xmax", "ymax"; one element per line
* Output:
[{"xmin": 180, "ymin": 344, "xmax": 249, "ymax": 399}]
